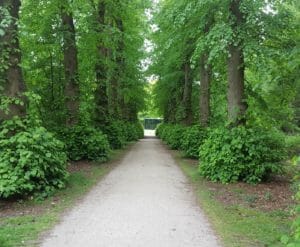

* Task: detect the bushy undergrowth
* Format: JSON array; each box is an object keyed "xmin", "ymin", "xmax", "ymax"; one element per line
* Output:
[
  {"xmin": 155, "ymin": 123, "xmax": 166, "ymax": 137},
  {"xmin": 157, "ymin": 123, "xmax": 286, "ymax": 184},
  {"xmin": 58, "ymin": 125, "xmax": 110, "ymax": 162},
  {"xmin": 102, "ymin": 120, "xmax": 144, "ymax": 149},
  {"xmin": 122, "ymin": 121, "xmax": 144, "ymax": 141},
  {"xmin": 181, "ymin": 125, "xmax": 207, "ymax": 158},
  {"xmin": 0, "ymin": 118, "xmax": 68, "ymax": 198},
  {"xmin": 199, "ymin": 126, "xmax": 286, "ymax": 184},
  {"xmin": 286, "ymin": 135, "xmax": 300, "ymax": 156},
  {"xmin": 156, "ymin": 123, "xmax": 186, "ymax": 149},
  {"xmin": 123, "ymin": 122, "xmax": 137, "ymax": 142},
  {"xmin": 102, "ymin": 121, "xmax": 127, "ymax": 149},
  {"xmin": 134, "ymin": 122, "xmax": 144, "ymax": 139}
]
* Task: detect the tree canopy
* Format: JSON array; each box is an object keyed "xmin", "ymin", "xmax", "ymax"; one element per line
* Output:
[{"xmin": 151, "ymin": 0, "xmax": 300, "ymax": 130}]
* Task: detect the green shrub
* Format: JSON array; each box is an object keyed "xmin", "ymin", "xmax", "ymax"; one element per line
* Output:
[
  {"xmin": 0, "ymin": 123, "xmax": 68, "ymax": 198},
  {"xmin": 102, "ymin": 121, "xmax": 126, "ymax": 149},
  {"xmin": 156, "ymin": 123, "xmax": 171, "ymax": 139},
  {"xmin": 102, "ymin": 121, "xmax": 143, "ymax": 149},
  {"xmin": 134, "ymin": 121, "xmax": 144, "ymax": 139},
  {"xmin": 155, "ymin": 123, "xmax": 166, "ymax": 138},
  {"xmin": 156, "ymin": 123, "xmax": 186, "ymax": 150},
  {"xmin": 124, "ymin": 121, "xmax": 144, "ymax": 141},
  {"xmin": 60, "ymin": 125, "xmax": 110, "ymax": 162},
  {"xmin": 181, "ymin": 125, "xmax": 207, "ymax": 159},
  {"xmin": 123, "ymin": 122, "xmax": 139, "ymax": 141},
  {"xmin": 199, "ymin": 126, "xmax": 286, "ymax": 184},
  {"xmin": 160, "ymin": 124, "xmax": 173, "ymax": 142},
  {"xmin": 286, "ymin": 135, "xmax": 300, "ymax": 156},
  {"xmin": 168, "ymin": 125, "xmax": 186, "ymax": 149}
]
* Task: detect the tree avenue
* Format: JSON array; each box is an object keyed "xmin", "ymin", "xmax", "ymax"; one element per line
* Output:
[{"xmin": 0, "ymin": 0, "xmax": 300, "ymax": 245}]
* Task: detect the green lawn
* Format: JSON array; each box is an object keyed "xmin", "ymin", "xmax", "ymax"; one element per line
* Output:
[
  {"xmin": 176, "ymin": 153, "xmax": 291, "ymax": 247},
  {"xmin": 0, "ymin": 148, "xmax": 129, "ymax": 247}
]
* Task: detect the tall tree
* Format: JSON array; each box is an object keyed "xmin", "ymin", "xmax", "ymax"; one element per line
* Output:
[
  {"xmin": 115, "ymin": 18, "xmax": 126, "ymax": 120},
  {"xmin": 227, "ymin": 0, "xmax": 247, "ymax": 124},
  {"xmin": 0, "ymin": 0, "xmax": 26, "ymax": 121},
  {"xmin": 94, "ymin": 0, "xmax": 109, "ymax": 124},
  {"xmin": 182, "ymin": 61, "xmax": 193, "ymax": 125},
  {"xmin": 198, "ymin": 12, "xmax": 214, "ymax": 127},
  {"xmin": 61, "ymin": 0, "xmax": 79, "ymax": 126},
  {"xmin": 199, "ymin": 53, "xmax": 212, "ymax": 127}
]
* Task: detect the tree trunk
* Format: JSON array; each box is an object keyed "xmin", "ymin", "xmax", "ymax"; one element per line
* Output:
[
  {"xmin": 95, "ymin": 0, "xmax": 109, "ymax": 124},
  {"xmin": 227, "ymin": 0, "xmax": 247, "ymax": 124},
  {"xmin": 199, "ymin": 53, "xmax": 211, "ymax": 127},
  {"xmin": 116, "ymin": 19, "xmax": 126, "ymax": 121},
  {"xmin": 182, "ymin": 62, "xmax": 193, "ymax": 125},
  {"xmin": 227, "ymin": 45, "xmax": 246, "ymax": 123},
  {"xmin": 0, "ymin": 0, "xmax": 26, "ymax": 121},
  {"xmin": 61, "ymin": 2, "xmax": 80, "ymax": 126},
  {"xmin": 168, "ymin": 96, "xmax": 177, "ymax": 124},
  {"xmin": 108, "ymin": 57, "xmax": 121, "ymax": 120},
  {"xmin": 108, "ymin": 18, "xmax": 124, "ymax": 120}
]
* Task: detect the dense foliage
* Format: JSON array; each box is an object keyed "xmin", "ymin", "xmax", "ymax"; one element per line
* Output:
[
  {"xmin": 122, "ymin": 121, "xmax": 144, "ymax": 142},
  {"xmin": 286, "ymin": 135, "xmax": 300, "ymax": 157},
  {"xmin": 0, "ymin": 119, "xmax": 68, "ymax": 198},
  {"xmin": 102, "ymin": 121, "xmax": 127, "ymax": 150},
  {"xmin": 99, "ymin": 120, "xmax": 144, "ymax": 150},
  {"xmin": 155, "ymin": 123, "xmax": 165, "ymax": 138},
  {"xmin": 199, "ymin": 126, "xmax": 286, "ymax": 184},
  {"xmin": 135, "ymin": 122, "xmax": 145, "ymax": 140},
  {"xmin": 157, "ymin": 123, "xmax": 286, "ymax": 183},
  {"xmin": 58, "ymin": 126, "xmax": 110, "ymax": 162},
  {"xmin": 156, "ymin": 124, "xmax": 186, "ymax": 150},
  {"xmin": 157, "ymin": 123, "xmax": 207, "ymax": 158},
  {"xmin": 0, "ymin": 0, "xmax": 147, "ymax": 198},
  {"xmin": 181, "ymin": 125, "xmax": 207, "ymax": 159}
]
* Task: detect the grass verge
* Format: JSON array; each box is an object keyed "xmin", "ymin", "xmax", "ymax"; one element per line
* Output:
[
  {"xmin": 174, "ymin": 151, "xmax": 292, "ymax": 247},
  {"xmin": 0, "ymin": 145, "xmax": 133, "ymax": 247}
]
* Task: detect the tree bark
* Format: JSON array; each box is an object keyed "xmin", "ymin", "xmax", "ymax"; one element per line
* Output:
[
  {"xmin": 182, "ymin": 62, "xmax": 193, "ymax": 125},
  {"xmin": 227, "ymin": 0, "xmax": 247, "ymax": 124},
  {"xmin": 61, "ymin": 1, "xmax": 80, "ymax": 126},
  {"xmin": 199, "ymin": 53, "xmax": 211, "ymax": 127},
  {"xmin": 168, "ymin": 94, "xmax": 177, "ymax": 124},
  {"xmin": 108, "ymin": 55, "xmax": 121, "ymax": 120},
  {"xmin": 116, "ymin": 18, "xmax": 126, "ymax": 121},
  {"xmin": 108, "ymin": 18, "xmax": 124, "ymax": 120},
  {"xmin": 0, "ymin": 0, "xmax": 26, "ymax": 121},
  {"xmin": 95, "ymin": 0, "xmax": 109, "ymax": 124}
]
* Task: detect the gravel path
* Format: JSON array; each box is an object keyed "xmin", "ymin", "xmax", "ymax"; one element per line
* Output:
[{"xmin": 41, "ymin": 137, "xmax": 221, "ymax": 247}]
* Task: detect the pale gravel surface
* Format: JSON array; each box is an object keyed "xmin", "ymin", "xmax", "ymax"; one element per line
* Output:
[{"xmin": 40, "ymin": 133, "xmax": 221, "ymax": 247}]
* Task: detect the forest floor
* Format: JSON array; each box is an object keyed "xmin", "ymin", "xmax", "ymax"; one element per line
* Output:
[{"xmin": 40, "ymin": 137, "xmax": 220, "ymax": 247}]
